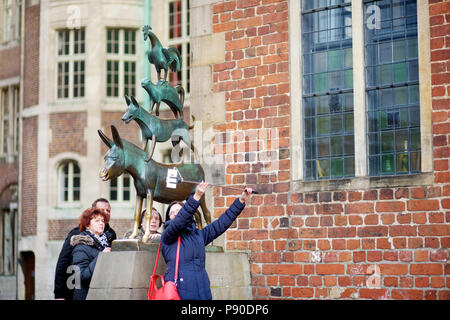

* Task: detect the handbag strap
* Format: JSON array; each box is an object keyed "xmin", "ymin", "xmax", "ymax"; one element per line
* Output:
[
  {"xmin": 174, "ymin": 236, "xmax": 181, "ymax": 282},
  {"xmin": 152, "ymin": 236, "xmax": 181, "ymax": 280},
  {"xmin": 152, "ymin": 242, "xmax": 161, "ymax": 277}
]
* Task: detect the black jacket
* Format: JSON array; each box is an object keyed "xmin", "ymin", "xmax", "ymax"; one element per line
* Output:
[
  {"xmin": 54, "ymin": 224, "xmax": 116, "ymax": 299},
  {"xmin": 71, "ymin": 231, "xmax": 108, "ymax": 300}
]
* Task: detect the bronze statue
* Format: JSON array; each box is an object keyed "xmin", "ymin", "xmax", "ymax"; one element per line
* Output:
[
  {"xmin": 98, "ymin": 126, "xmax": 212, "ymax": 243},
  {"xmin": 142, "ymin": 25, "xmax": 181, "ymax": 82},
  {"xmin": 122, "ymin": 95, "xmax": 196, "ymax": 162},
  {"xmin": 141, "ymin": 78, "xmax": 184, "ymax": 118}
]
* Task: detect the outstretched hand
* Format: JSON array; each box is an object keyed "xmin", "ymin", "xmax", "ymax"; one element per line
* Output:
[
  {"xmin": 193, "ymin": 181, "xmax": 208, "ymax": 201},
  {"xmin": 239, "ymin": 187, "xmax": 253, "ymax": 204}
]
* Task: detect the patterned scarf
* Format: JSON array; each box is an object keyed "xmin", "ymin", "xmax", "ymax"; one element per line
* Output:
[{"xmin": 86, "ymin": 229, "xmax": 110, "ymax": 248}]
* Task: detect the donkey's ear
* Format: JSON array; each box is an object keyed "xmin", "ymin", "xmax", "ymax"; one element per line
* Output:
[
  {"xmin": 124, "ymin": 95, "xmax": 131, "ymax": 105},
  {"xmin": 130, "ymin": 95, "xmax": 139, "ymax": 107},
  {"xmin": 98, "ymin": 129, "xmax": 112, "ymax": 148},
  {"xmin": 110, "ymin": 125, "xmax": 124, "ymax": 149}
]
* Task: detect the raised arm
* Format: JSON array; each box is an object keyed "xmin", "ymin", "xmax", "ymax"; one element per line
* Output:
[
  {"xmin": 201, "ymin": 187, "xmax": 253, "ymax": 245},
  {"xmin": 161, "ymin": 182, "xmax": 208, "ymax": 244}
]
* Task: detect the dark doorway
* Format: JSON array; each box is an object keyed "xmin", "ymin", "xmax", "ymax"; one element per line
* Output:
[{"xmin": 20, "ymin": 251, "xmax": 35, "ymax": 300}]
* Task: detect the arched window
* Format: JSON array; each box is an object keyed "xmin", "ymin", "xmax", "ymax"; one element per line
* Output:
[{"xmin": 59, "ymin": 160, "xmax": 80, "ymax": 203}]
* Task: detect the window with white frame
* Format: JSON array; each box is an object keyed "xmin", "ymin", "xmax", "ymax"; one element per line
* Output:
[
  {"xmin": 109, "ymin": 174, "xmax": 131, "ymax": 202},
  {"xmin": 106, "ymin": 28, "xmax": 138, "ymax": 98},
  {"xmin": 300, "ymin": 0, "xmax": 423, "ymax": 181},
  {"xmin": 167, "ymin": 0, "xmax": 190, "ymax": 93},
  {"xmin": 0, "ymin": 85, "xmax": 19, "ymax": 158},
  {"xmin": 56, "ymin": 28, "xmax": 86, "ymax": 100},
  {"xmin": 59, "ymin": 160, "xmax": 81, "ymax": 203},
  {"xmin": 1, "ymin": 0, "xmax": 21, "ymax": 44}
]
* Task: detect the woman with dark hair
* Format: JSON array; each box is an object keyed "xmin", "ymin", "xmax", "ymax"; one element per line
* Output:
[
  {"xmin": 70, "ymin": 207, "xmax": 112, "ymax": 300},
  {"xmin": 161, "ymin": 182, "xmax": 253, "ymax": 300}
]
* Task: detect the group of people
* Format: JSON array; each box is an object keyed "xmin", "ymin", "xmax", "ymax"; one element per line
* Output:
[{"xmin": 54, "ymin": 183, "xmax": 253, "ymax": 300}]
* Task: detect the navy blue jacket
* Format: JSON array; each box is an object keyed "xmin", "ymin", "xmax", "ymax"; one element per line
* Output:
[{"xmin": 161, "ymin": 195, "xmax": 245, "ymax": 300}]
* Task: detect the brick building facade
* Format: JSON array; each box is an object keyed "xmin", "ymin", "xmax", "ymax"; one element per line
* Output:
[
  {"xmin": 1, "ymin": 0, "xmax": 448, "ymax": 300},
  {"xmin": 205, "ymin": 0, "xmax": 450, "ymax": 300}
]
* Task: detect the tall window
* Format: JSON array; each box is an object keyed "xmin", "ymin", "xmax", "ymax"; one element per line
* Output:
[
  {"xmin": 1, "ymin": 0, "xmax": 21, "ymax": 43},
  {"xmin": 167, "ymin": 0, "xmax": 190, "ymax": 93},
  {"xmin": 0, "ymin": 207, "xmax": 16, "ymax": 275},
  {"xmin": 300, "ymin": 0, "xmax": 420, "ymax": 180},
  {"xmin": 365, "ymin": 0, "xmax": 420, "ymax": 176},
  {"xmin": 0, "ymin": 86, "xmax": 19, "ymax": 158},
  {"xmin": 106, "ymin": 28, "xmax": 137, "ymax": 98},
  {"xmin": 56, "ymin": 28, "xmax": 86, "ymax": 99},
  {"xmin": 302, "ymin": 0, "xmax": 354, "ymax": 180},
  {"xmin": 59, "ymin": 161, "xmax": 81, "ymax": 203},
  {"xmin": 109, "ymin": 174, "xmax": 131, "ymax": 202}
]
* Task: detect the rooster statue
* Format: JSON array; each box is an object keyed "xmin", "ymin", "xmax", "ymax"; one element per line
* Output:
[{"xmin": 142, "ymin": 25, "xmax": 181, "ymax": 82}]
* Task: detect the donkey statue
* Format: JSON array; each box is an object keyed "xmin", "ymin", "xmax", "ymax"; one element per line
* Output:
[
  {"xmin": 121, "ymin": 95, "xmax": 196, "ymax": 162},
  {"xmin": 98, "ymin": 125, "xmax": 211, "ymax": 243}
]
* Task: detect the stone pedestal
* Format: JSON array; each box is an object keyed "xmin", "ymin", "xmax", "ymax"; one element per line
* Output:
[{"xmin": 86, "ymin": 239, "xmax": 252, "ymax": 300}]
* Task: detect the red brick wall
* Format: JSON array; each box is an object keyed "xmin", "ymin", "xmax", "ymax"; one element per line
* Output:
[
  {"xmin": 48, "ymin": 218, "xmax": 134, "ymax": 241},
  {"xmin": 0, "ymin": 163, "xmax": 18, "ymax": 195},
  {"xmin": 23, "ymin": 3, "xmax": 40, "ymax": 108},
  {"xmin": 22, "ymin": 116, "xmax": 38, "ymax": 236},
  {"xmin": 49, "ymin": 112, "xmax": 87, "ymax": 157},
  {"xmin": 0, "ymin": 46, "xmax": 20, "ymax": 80},
  {"xmin": 211, "ymin": 0, "xmax": 449, "ymax": 300}
]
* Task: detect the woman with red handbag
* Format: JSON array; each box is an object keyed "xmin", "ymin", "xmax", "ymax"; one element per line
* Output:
[{"xmin": 160, "ymin": 182, "xmax": 253, "ymax": 300}]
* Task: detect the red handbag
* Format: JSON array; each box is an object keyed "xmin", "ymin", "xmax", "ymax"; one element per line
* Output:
[{"xmin": 148, "ymin": 236, "xmax": 181, "ymax": 300}]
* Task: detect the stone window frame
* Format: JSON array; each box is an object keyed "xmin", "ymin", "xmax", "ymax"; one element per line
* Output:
[
  {"xmin": 105, "ymin": 28, "xmax": 139, "ymax": 100},
  {"xmin": 0, "ymin": 84, "xmax": 20, "ymax": 160},
  {"xmin": 55, "ymin": 28, "xmax": 86, "ymax": 101},
  {"xmin": 0, "ymin": 0, "xmax": 21, "ymax": 46},
  {"xmin": 289, "ymin": 0, "xmax": 432, "ymax": 192}
]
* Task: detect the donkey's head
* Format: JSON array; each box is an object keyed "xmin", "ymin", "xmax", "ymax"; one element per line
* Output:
[
  {"xmin": 122, "ymin": 95, "xmax": 140, "ymax": 124},
  {"xmin": 98, "ymin": 125, "xmax": 126, "ymax": 181}
]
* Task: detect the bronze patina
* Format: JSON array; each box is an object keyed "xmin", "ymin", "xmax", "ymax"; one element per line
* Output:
[
  {"xmin": 141, "ymin": 78, "xmax": 184, "ymax": 118},
  {"xmin": 142, "ymin": 25, "xmax": 181, "ymax": 82},
  {"xmin": 99, "ymin": 126, "xmax": 211, "ymax": 243},
  {"xmin": 99, "ymin": 26, "xmax": 212, "ymax": 243},
  {"xmin": 122, "ymin": 95, "xmax": 196, "ymax": 162}
]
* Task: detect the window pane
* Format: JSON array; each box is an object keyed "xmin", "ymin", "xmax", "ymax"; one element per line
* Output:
[
  {"xmin": 74, "ymin": 28, "xmax": 85, "ymax": 54},
  {"xmin": 302, "ymin": 3, "xmax": 354, "ymax": 180},
  {"xmin": 73, "ymin": 61, "xmax": 85, "ymax": 98},
  {"xmin": 124, "ymin": 61, "xmax": 136, "ymax": 97},
  {"xmin": 106, "ymin": 60, "xmax": 119, "ymax": 97},
  {"xmin": 124, "ymin": 29, "xmax": 136, "ymax": 55},
  {"xmin": 57, "ymin": 62, "xmax": 69, "ymax": 99},
  {"xmin": 106, "ymin": 29, "xmax": 119, "ymax": 54},
  {"xmin": 365, "ymin": 0, "xmax": 420, "ymax": 176},
  {"xmin": 169, "ymin": 1, "xmax": 182, "ymax": 39},
  {"xmin": 58, "ymin": 30, "xmax": 70, "ymax": 55},
  {"xmin": 110, "ymin": 178, "xmax": 118, "ymax": 201}
]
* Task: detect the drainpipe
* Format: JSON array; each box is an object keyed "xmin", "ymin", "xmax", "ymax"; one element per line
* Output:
[
  {"xmin": 143, "ymin": 0, "xmax": 151, "ymax": 112},
  {"xmin": 16, "ymin": 0, "xmax": 26, "ymax": 300}
]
